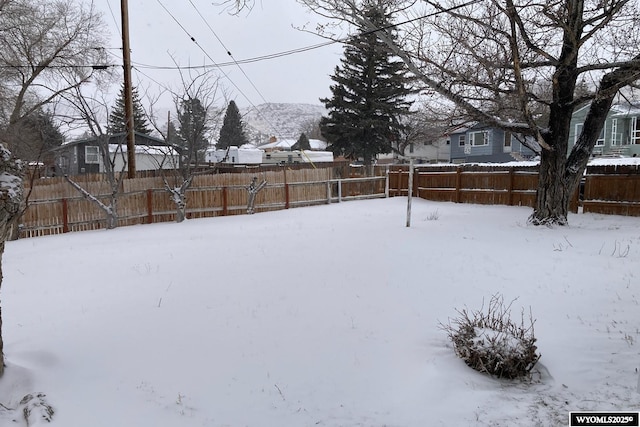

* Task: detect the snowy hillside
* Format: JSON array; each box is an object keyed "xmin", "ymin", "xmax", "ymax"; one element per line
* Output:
[{"xmin": 240, "ymin": 103, "xmax": 327, "ymax": 143}]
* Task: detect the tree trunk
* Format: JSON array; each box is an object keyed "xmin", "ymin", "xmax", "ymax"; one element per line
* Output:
[
  {"xmin": 175, "ymin": 191, "xmax": 186, "ymax": 223},
  {"xmin": 0, "ymin": 146, "xmax": 24, "ymax": 378},
  {"xmin": 106, "ymin": 194, "xmax": 118, "ymax": 230},
  {"xmin": 530, "ymin": 148, "xmax": 573, "ymax": 225},
  {"xmin": 0, "ymin": 240, "xmax": 5, "ymax": 377}
]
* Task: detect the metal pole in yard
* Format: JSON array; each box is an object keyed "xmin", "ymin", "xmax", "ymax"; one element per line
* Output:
[
  {"xmin": 406, "ymin": 159, "xmax": 413, "ymax": 227},
  {"xmin": 385, "ymin": 166, "xmax": 389, "ymax": 198}
]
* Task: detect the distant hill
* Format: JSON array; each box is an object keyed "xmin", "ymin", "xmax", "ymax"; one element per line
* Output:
[{"xmin": 240, "ymin": 103, "xmax": 327, "ymax": 143}]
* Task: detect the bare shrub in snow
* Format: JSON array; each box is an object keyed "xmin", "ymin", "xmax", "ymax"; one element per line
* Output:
[{"xmin": 441, "ymin": 294, "xmax": 540, "ymax": 379}]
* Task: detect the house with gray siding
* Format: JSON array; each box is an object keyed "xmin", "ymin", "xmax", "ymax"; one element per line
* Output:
[
  {"xmin": 52, "ymin": 132, "xmax": 175, "ymax": 176},
  {"xmin": 569, "ymin": 103, "xmax": 640, "ymax": 157},
  {"xmin": 449, "ymin": 123, "xmax": 538, "ymax": 163}
]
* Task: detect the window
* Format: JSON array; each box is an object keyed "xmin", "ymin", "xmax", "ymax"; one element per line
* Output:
[
  {"xmin": 596, "ymin": 123, "xmax": 605, "ymax": 146},
  {"xmin": 503, "ymin": 131, "xmax": 512, "ymax": 153},
  {"xmin": 468, "ymin": 130, "xmax": 489, "ymax": 146},
  {"xmin": 611, "ymin": 119, "xmax": 618, "ymax": 146},
  {"xmin": 85, "ymin": 146, "xmax": 100, "ymax": 164},
  {"xmin": 632, "ymin": 117, "xmax": 640, "ymax": 144},
  {"xmin": 409, "ymin": 143, "xmax": 414, "ymax": 153},
  {"xmin": 574, "ymin": 123, "xmax": 583, "ymax": 144},
  {"xmin": 458, "ymin": 135, "xmax": 465, "ymax": 147}
]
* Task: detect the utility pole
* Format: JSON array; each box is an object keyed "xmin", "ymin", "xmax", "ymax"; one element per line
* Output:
[{"xmin": 121, "ymin": 0, "xmax": 136, "ymax": 178}]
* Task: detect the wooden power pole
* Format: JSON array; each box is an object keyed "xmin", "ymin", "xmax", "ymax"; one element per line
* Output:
[{"xmin": 121, "ymin": 0, "xmax": 136, "ymax": 177}]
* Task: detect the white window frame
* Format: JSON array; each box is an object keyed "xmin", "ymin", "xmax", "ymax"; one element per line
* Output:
[
  {"xmin": 611, "ymin": 119, "xmax": 618, "ymax": 146},
  {"xmin": 596, "ymin": 123, "xmax": 605, "ymax": 146},
  {"xmin": 85, "ymin": 146, "xmax": 100, "ymax": 164},
  {"xmin": 468, "ymin": 130, "xmax": 489, "ymax": 146},
  {"xmin": 574, "ymin": 123, "xmax": 583, "ymax": 144},
  {"xmin": 632, "ymin": 117, "xmax": 640, "ymax": 145},
  {"xmin": 503, "ymin": 131, "xmax": 512, "ymax": 153},
  {"xmin": 458, "ymin": 135, "xmax": 465, "ymax": 147}
]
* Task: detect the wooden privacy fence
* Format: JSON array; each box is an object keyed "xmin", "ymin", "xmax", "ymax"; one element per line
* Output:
[
  {"xmin": 388, "ymin": 164, "xmax": 556, "ymax": 208},
  {"xmin": 18, "ymin": 163, "xmax": 640, "ymax": 238},
  {"xmin": 582, "ymin": 164, "xmax": 640, "ymax": 216},
  {"xmin": 388, "ymin": 163, "xmax": 640, "ymax": 216},
  {"xmin": 19, "ymin": 167, "xmax": 388, "ymax": 238}
]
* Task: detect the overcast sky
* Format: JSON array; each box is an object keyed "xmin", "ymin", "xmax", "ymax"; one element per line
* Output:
[{"xmin": 98, "ymin": 0, "xmax": 344, "ymax": 110}]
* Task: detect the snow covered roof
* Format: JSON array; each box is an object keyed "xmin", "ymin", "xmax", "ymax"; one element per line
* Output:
[
  {"xmin": 108, "ymin": 144, "xmax": 178, "ymax": 156},
  {"xmin": 609, "ymin": 103, "xmax": 640, "ymax": 118},
  {"xmin": 258, "ymin": 138, "xmax": 327, "ymax": 151}
]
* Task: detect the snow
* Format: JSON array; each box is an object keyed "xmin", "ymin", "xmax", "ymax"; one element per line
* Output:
[
  {"xmin": 0, "ymin": 198, "xmax": 639, "ymax": 426},
  {"xmin": 259, "ymin": 138, "xmax": 328, "ymax": 151},
  {"xmin": 0, "ymin": 172, "xmax": 23, "ymax": 200}
]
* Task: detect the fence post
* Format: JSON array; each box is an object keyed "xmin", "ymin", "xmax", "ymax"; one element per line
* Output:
[
  {"xmin": 326, "ymin": 180, "xmax": 331, "ymax": 204},
  {"xmin": 507, "ymin": 168, "xmax": 515, "ymax": 206},
  {"xmin": 397, "ymin": 169, "xmax": 402, "ymax": 196},
  {"xmin": 413, "ymin": 166, "xmax": 419, "ymax": 198},
  {"xmin": 455, "ymin": 167, "xmax": 462, "ymax": 203},
  {"xmin": 285, "ymin": 183, "xmax": 290, "ymax": 209},
  {"xmin": 385, "ymin": 167, "xmax": 389, "ymax": 198},
  {"xmin": 146, "ymin": 189, "xmax": 153, "ymax": 224},
  {"xmin": 338, "ymin": 179, "xmax": 342, "ymax": 202},
  {"xmin": 407, "ymin": 159, "xmax": 414, "ymax": 227},
  {"xmin": 283, "ymin": 168, "xmax": 290, "ymax": 209},
  {"xmin": 62, "ymin": 198, "xmax": 69, "ymax": 233},
  {"xmin": 222, "ymin": 187, "xmax": 228, "ymax": 216}
]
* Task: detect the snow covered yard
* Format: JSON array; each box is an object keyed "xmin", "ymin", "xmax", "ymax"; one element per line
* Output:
[{"xmin": 0, "ymin": 197, "xmax": 639, "ymax": 426}]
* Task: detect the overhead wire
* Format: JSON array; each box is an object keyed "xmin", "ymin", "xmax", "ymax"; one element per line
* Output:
[
  {"xmin": 155, "ymin": 0, "xmax": 262, "ymax": 121},
  {"xmin": 104, "ymin": 0, "xmax": 122, "ymax": 38},
  {"xmin": 185, "ymin": 0, "xmax": 287, "ymax": 142}
]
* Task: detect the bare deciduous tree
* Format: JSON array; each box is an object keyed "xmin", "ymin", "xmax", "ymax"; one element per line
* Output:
[
  {"xmin": 60, "ymin": 84, "xmax": 126, "ymax": 230},
  {"xmin": 301, "ymin": 0, "xmax": 640, "ymax": 225},
  {"xmin": 148, "ymin": 70, "xmax": 225, "ymax": 223},
  {"xmin": 0, "ymin": 0, "xmax": 108, "ymax": 377}
]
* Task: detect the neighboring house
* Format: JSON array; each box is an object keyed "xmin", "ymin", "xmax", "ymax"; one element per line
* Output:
[
  {"xmin": 400, "ymin": 127, "xmax": 454, "ymax": 164},
  {"xmin": 569, "ymin": 103, "xmax": 640, "ymax": 157},
  {"xmin": 449, "ymin": 123, "xmax": 538, "ymax": 163},
  {"xmin": 52, "ymin": 132, "xmax": 177, "ymax": 176},
  {"xmin": 402, "ymin": 137, "xmax": 450, "ymax": 164}
]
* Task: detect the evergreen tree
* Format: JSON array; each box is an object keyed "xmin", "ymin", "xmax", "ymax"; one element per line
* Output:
[
  {"xmin": 320, "ymin": 2, "xmax": 414, "ymax": 165},
  {"xmin": 165, "ymin": 120, "xmax": 184, "ymax": 147},
  {"xmin": 292, "ymin": 132, "xmax": 311, "ymax": 150},
  {"xmin": 217, "ymin": 100, "xmax": 248, "ymax": 149},
  {"xmin": 7, "ymin": 108, "xmax": 64, "ymax": 161},
  {"xmin": 177, "ymin": 97, "xmax": 210, "ymax": 164},
  {"xmin": 107, "ymin": 84, "xmax": 152, "ymax": 135}
]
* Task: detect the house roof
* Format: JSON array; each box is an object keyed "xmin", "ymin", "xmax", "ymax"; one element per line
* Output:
[
  {"xmin": 609, "ymin": 103, "xmax": 640, "ymax": 118},
  {"xmin": 58, "ymin": 132, "xmax": 167, "ymax": 149},
  {"xmin": 258, "ymin": 138, "xmax": 327, "ymax": 151},
  {"xmin": 106, "ymin": 144, "xmax": 178, "ymax": 156}
]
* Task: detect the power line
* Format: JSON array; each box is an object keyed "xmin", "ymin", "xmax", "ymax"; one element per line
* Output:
[
  {"xmin": 105, "ymin": 0, "xmax": 123, "ymax": 38},
  {"xmin": 157, "ymin": 0, "xmax": 289, "ymax": 141},
  {"xmin": 155, "ymin": 1, "xmax": 258, "ymax": 111},
  {"xmin": 186, "ymin": 0, "xmax": 285, "ymax": 140}
]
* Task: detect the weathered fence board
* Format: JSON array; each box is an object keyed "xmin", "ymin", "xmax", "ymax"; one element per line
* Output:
[{"xmin": 18, "ymin": 163, "xmax": 640, "ymax": 239}]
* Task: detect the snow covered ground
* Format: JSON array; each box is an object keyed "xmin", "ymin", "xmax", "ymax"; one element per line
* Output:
[{"xmin": 0, "ymin": 197, "xmax": 639, "ymax": 426}]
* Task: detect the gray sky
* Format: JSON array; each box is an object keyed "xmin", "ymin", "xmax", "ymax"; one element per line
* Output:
[{"xmin": 98, "ymin": 0, "xmax": 343, "ymax": 110}]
